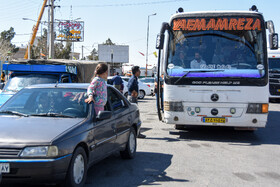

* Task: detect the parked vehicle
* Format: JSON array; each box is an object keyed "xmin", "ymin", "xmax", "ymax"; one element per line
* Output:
[
  {"xmin": 0, "ymin": 59, "xmax": 99, "ymax": 106},
  {"xmin": 107, "ymin": 76, "xmax": 151, "ymax": 99},
  {"xmin": 268, "ymin": 49, "xmax": 280, "ymax": 102},
  {"xmin": 140, "ymin": 77, "xmax": 155, "ymax": 94},
  {"xmin": 0, "ymin": 83, "xmax": 141, "ymax": 186},
  {"xmin": 155, "ymin": 6, "xmax": 278, "ymax": 130}
]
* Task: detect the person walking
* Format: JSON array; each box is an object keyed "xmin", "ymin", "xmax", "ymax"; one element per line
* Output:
[
  {"xmin": 111, "ymin": 72, "xmax": 123, "ymax": 93},
  {"xmin": 85, "ymin": 63, "xmax": 108, "ymax": 115},
  {"xmin": 1, "ymin": 71, "xmax": 5, "ymax": 83},
  {"xmin": 127, "ymin": 66, "xmax": 146, "ymax": 139}
]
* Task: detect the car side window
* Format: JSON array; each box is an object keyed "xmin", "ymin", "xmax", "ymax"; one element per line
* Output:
[{"xmin": 108, "ymin": 88, "xmax": 127, "ymax": 112}]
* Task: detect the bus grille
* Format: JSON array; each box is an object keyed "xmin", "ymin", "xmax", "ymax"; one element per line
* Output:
[{"xmin": 269, "ymin": 84, "xmax": 280, "ymax": 95}]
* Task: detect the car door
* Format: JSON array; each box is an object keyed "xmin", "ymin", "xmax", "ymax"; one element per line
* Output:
[
  {"xmin": 107, "ymin": 87, "xmax": 131, "ymax": 148},
  {"xmin": 90, "ymin": 101, "xmax": 116, "ymax": 162}
]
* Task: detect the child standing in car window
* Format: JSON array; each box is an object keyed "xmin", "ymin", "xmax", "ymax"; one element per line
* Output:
[{"xmin": 85, "ymin": 63, "xmax": 108, "ymax": 115}]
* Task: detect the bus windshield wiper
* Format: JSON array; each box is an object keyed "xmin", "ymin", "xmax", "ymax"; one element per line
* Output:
[
  {"xmin": 174, "ymin": 70, "xmax": 225, "ymax": 85},
  {"xmin": 0, "ymin": 110, "xmax": 29, "ymax": 117},
  {"xmin": 30, "ymin": 113, "xmax": 76, "ymax": 118}
]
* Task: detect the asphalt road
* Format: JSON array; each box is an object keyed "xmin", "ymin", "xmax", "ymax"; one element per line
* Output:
[
  {"xmin": 85, "ymin": 96, "xmax": 280, "ymax": 187},
  {"xmin": 3, "ymin": 96, "xmax": 280, "ymax": 187}
]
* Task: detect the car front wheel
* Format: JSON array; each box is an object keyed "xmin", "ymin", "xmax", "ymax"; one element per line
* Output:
[
  {"xmin": 65, "ymin": 147, "xmax": 88, "ymax": 187},
  {"xmin": 138, "ymin": 90, "xmax": 145, "ymax": 99},
  {"xmin": 120, "ymin": 128, "xmax": 137, "ymax": 159}
]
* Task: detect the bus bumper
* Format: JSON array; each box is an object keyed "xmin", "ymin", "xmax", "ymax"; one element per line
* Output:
[{"xmin": 164, "ymin": 111, "xmax": 268, "ymax": 128}]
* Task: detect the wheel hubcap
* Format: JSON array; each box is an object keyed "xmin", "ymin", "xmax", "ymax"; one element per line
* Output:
[
  {"xmin": 129, "ymin": 132, "xmax": 136, "ymax": 153},
  {"xmin": 73, "ymin": 154, "xmax": 85, "ymax": 184},
  {"xmin": 139, "ymin": 91, "xmax": 144, "ymax": 98}
]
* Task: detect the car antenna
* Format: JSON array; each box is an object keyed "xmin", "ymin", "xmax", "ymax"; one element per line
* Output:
[{"xmin": 55, "ymin": 81, "xmax": 59, "ymax": 88}]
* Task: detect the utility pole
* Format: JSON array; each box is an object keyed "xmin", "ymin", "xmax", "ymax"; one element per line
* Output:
[
  {"xmin": 145, "ymin": 13, "xmax": 156, "ymax": 77},
  {"xmin": 48, "ymin": 0, "xmax": 55, "ymax": 59}
]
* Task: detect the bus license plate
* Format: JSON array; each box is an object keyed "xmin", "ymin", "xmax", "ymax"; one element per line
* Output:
[
  {"xmin": 0, "ymin": 163, "xmax": 10, "ymax": 173},
  {"xmin": 203, "ymin": 117, "xmax": 226, "ymax": 123}
]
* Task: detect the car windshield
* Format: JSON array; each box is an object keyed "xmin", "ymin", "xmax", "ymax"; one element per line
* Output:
[
  {"xmin": 140, "ymin": 78, "xmax": 155, "ymax": 83},
  {"xmin": 167, "ymin": 16, "xmax": 265, "ymax": 79},
  {"xmin": 4, "ymin": 74, "xmax": 59, "ymax": 92},
  {"xmin": 269, "ymin": 58, "xmax": 280, "ymax": 71},
  {"xmin": 0, "ymin": 88, "xmax": 89, "ymax": 118}
]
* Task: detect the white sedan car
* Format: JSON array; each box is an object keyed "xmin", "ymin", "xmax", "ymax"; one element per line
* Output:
[
  {"xmin": 139, "ymin": 78, "xmax": 155, "ymax": 94},
  {"xmin": 107, "ymin": 76, "xmax": 151, "ymax": 99},
  {"xmin": 123, "ymin": 80, "xmax": 151, "ymax": 99}
]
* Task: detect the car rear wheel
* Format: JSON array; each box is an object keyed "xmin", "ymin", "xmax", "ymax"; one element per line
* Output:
[
  {"xmin": 65, "ymin": 147, "xmax": 88, "ymax": 187},
  {"xmin": 120, "ymin": 128, "xmax": 137, "ymax": 159},
  {"xmin": 138, "ymin": 90, "xmax": 145, "ymax": 99}
]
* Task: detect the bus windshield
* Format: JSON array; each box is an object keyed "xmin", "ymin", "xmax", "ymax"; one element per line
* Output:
[{"xmin": 167, "ymin": 17, "xmax": 265, "ymax": 80}]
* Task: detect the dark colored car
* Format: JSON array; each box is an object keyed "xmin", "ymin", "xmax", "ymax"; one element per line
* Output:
[{"xmin": 0, "ymin": 83, "xmax": 141, "ymax": 186}]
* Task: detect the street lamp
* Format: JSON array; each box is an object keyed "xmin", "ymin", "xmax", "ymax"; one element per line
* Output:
[{"xmin": 145, "ymin": 13, "xmax": 156, "ymax": 77}]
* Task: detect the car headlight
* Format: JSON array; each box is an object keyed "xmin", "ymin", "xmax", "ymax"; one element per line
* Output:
[{"xmin": 20, "ymin": 146, "xmax": 58, "ymax": 157}]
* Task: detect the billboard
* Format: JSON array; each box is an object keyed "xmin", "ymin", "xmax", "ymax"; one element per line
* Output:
[
  {"xmin": 55, "ymin": 20, "xmax": 84, "ymax": 42},
  {"xmin": 98, "ymin": 45, "xmax": 129, "ymax": 63}
]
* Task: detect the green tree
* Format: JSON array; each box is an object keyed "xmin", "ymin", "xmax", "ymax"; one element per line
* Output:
[
  {"xmin": 31, "ymin": 28, "xmax": 48, "ymax": 59},
  {"xmin": 103, "ymin": 38, "xmax": 115, "ymax": 45},
  {"xmin": 0, "ymin": 27, "xmax": 19, "ymax": 54},
  {"xmin": 87, "ymin": 48, "xmax": 98, "ymax": 60},
  {"xmin": 54, "ymin": 41, "xmax": 72, "ymax": 59}
]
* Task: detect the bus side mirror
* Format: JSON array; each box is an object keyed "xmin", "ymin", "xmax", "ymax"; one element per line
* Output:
[
  {"xmin": 156, "ymin": 22, "xmax": 170, "ymax": 50},
  {"xmin": 156, "ymin": 34, "xmax": 165, "ymax": 50},
  {"xmin": 269, "ymin": 33, "xmax": 278, "ymax": 50},
  {"xmin": 266, "ymin": 20, "xmax": 278, "ymax": 50}
]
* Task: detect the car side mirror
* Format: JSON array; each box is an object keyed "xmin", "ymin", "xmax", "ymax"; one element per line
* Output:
[
  {"xmin": 96, "ymin": 111, "xmax": 112, "ymax": 121},
  {"xmin": 0, "ymin": 83, "xmax": 5, "ymax": 90}
]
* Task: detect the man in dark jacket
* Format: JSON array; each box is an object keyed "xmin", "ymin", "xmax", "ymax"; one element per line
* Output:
[
  {"xmin": 127, "ymin": 66, "xmax": 140, "ymax": 103},
  {"xmin": 127, "ymin": 66, "xmax": 146, "ymax": 138},
  {"xmin": 111, "ymin": 72, "xmax": 123, "ymax": 93}
]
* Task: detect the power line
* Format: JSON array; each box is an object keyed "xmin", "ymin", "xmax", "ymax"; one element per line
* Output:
[{"xmin": 61, "ymin": 0, "xmax": 189, "ymax": 8}]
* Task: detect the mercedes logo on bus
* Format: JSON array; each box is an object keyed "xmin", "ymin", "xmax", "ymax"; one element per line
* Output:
[
  {"xmin": 211, "ymin": 94, "xmax": 219, "ymax": 102},
  {"xmin": 211, "ymin": 108, "xmax": 219, "ymax": 116}
]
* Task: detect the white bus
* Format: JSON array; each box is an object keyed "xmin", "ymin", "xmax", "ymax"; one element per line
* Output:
[
  {"xmin": 155, "ymin": 6, "xmax": 278, "ymax": 130},
  {"xmin": 268, "ymin": 49, "xmax": 280, "ymax": 101}
]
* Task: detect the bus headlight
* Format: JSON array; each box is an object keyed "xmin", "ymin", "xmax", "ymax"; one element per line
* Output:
[
  {"xmin": 246, "ymin": 103, "xmax": 268, "ymax": 114},
  {"xmin": 230, "ymin": 108, "xmax": 236, "ymax": 114},
  {"xmin": 164, "ymin": 101, "xmax": 183, "ymax": 112}
]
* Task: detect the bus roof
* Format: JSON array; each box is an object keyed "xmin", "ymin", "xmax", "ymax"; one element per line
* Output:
[{"xmin": 170, "ymin": 10, "xmax": 262, "ymax": 20}]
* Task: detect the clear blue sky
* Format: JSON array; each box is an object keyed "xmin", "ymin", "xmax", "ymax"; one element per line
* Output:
[{"xmin": 1, "ymin": 0, "xmax": 279, "ymax": 67}]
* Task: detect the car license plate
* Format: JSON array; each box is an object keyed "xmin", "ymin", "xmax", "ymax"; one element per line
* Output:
[
  {"xmin": 0, "ymin": 163, "xmax": 10, "ymax": 173},
  {"xmin": 203, "ymin": 117, "xmax": 226, "ymax": 123}
]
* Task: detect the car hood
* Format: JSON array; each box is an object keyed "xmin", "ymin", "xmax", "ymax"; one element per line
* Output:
[
  {"xmin": 0, "ymin": 92, "xmax": 14, "ymax": 106},
  {"xmin": 0, "ymin": 116, "xmax": 84, "ymax": 144}
]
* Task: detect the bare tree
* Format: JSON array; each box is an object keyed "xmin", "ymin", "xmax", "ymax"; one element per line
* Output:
[{"xmin": 0, "ymin": 39, "xmax": 13, "ymax": 74}]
